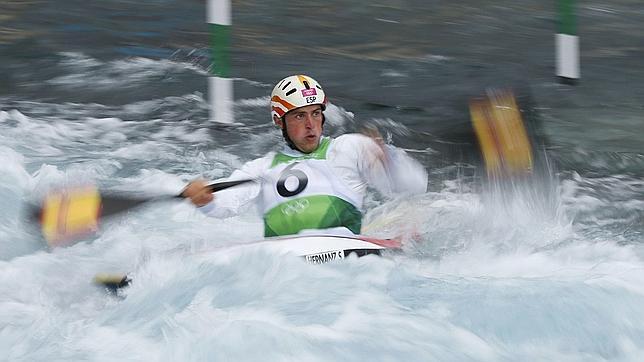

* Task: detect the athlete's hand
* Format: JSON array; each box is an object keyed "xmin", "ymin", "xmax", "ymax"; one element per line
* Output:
[
  {"xmin": 361, "ymin": 125, "xmax": 388, "ymax": 162},
  {"xmin": 181, "ymin": 179, "xmax": 214, "ymax": 207},
  {"xmin": 362, "ymin": 125, "xmax": 385, "ymax": 147}
]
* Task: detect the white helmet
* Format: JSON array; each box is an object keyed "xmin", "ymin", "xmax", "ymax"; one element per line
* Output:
[{"xmin": 271, "ymin": 74, "xmax": 327, "ymax": 119}]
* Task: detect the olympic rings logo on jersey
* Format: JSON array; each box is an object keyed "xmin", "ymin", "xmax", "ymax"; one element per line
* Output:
[{"xmin": 281, "ymin": 198, "xmax": 310, "ymax": 216}]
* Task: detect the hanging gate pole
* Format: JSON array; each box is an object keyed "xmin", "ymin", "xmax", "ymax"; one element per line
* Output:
[
  {"xmin": 207, "ymin": 0, "xmax": 233, "ymax": 123},
  {"xmin": 556, "ymin": 0, "xmax": 580, "ymax": 84}
]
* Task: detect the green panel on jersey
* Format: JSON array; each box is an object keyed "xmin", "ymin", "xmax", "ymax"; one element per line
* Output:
[{"xmin": 264, "ymin": 194, "xmax": 362, "ymax": 237}]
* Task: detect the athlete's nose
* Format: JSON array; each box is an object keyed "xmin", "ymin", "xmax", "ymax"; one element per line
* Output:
[{"xmin": 304, "ymin": 114, "xmax": 314, "ymax": 128}]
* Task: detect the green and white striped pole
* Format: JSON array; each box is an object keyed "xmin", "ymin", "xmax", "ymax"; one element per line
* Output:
[
  {"xmin": 556, "ymin": 0, "xmax": 580, "ymax": 84},
  {"xmin": 208, "ymin": 0, "xmax": 233, "ymax": 123}
]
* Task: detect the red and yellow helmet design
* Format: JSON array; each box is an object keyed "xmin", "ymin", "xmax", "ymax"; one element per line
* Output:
[{"xmin": 271, "ymin": 75, "xmax": 327, "ymax": 119}]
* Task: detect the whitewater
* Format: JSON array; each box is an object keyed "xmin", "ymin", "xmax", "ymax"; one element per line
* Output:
[
  {"xmin": 2, "ymin": 1, "xmax": 644, "ymax": 360},
  {"xmin": 2, "ymin": 69, "xmax": 643, "ymax": 359}
]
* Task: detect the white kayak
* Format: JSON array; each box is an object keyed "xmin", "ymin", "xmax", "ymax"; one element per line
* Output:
[
  {"xmin": 209, "ymin": 234, "xmax": 401, "ymax": 264},
  {"xmin": 94, "ymin": 234, "xmax": 400, "ymax": 292}
]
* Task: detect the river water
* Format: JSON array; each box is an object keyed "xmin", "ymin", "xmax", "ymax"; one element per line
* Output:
[{"xmin": 1, "ymin": 0, "xmax": 643, "ymax": 360}]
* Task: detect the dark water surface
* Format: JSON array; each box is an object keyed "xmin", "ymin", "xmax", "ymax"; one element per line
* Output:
[{"xmin": 2, "ymin": 0, "xmax": 643, "ymax": 152}]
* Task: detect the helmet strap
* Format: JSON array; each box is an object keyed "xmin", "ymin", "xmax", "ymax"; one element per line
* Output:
[{"xmin": 281, "ymin": 119, "xmax": 298, "ymax": 151}]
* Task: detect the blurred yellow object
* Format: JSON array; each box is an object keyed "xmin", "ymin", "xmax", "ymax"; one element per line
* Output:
[
  {"xmin": 41, "ymin": 186, "xmax": 101, "ymax": 247},
  {"xmin": 470, "ymin": 89, "xmax": 533, "ymax": 177}
]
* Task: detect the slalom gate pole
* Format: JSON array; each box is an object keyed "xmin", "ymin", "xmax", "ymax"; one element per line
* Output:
[
  {"xmin": 556, "ymin": 0, "xmax": 580, "ymax": 84},
  {"xmin": 207, "ymin": 0, "xmax": 233, "ymax": 123}
]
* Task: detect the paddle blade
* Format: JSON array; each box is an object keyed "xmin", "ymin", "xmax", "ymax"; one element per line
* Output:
[
  {"xmin": 94, "ymin": 273, "xmax": 131, "ymax": 295},
  {"xmin": 37, "ymin": 189, "xmax": 166, "ymax": 247},
  {"xmin": 36, "ymin": 179, "xmax": 255, "ymax": 247},
  {"xmin": 40, "ymin": 186, "xmax": 102, "ymax": 247},
  {"xmin": 470, "ymin": 88, "xmax": 534, "ymax": 177}
]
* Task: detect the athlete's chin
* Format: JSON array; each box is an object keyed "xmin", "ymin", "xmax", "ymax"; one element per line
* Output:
[{"xmin": 297, "ymin": 137, "xmax": 321, "ymax": 153}]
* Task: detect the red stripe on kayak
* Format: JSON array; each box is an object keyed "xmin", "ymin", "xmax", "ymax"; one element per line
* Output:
[{"xmin": 358, "ymin": 236, "xmax": 402, "ymax": 249}]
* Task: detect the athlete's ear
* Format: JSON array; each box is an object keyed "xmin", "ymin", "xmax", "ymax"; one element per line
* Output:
[{"xmin": 273, "ymin": 115, "xmax": 284, "ymax": 129}]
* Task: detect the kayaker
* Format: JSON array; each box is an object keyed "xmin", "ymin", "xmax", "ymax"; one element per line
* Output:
[{"xmin": 182, "ymin": 74, "xmax": 427, "ymax": 237}]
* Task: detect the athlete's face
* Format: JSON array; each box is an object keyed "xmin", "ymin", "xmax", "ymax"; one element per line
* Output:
[{"xmin": 276, "ymin": 105, "xmax": 324, "ymax": 153}]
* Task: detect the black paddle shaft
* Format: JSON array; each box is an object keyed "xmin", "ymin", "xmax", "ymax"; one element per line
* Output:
[
  {"xmin": 101, "ymin": 179, "xmax": 254, "ymax": 218},
  {"xmin": 205, "ymin": 179, "xmax": 254, "ymax": 193},
  {"xmin": 175, "ymin": 178, "xmax": 255, "ymax": 198}
]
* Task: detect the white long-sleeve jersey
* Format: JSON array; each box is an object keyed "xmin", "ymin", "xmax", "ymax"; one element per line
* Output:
[{"xmin": 199, "ymin": 134, "xmax": 427, "ymax": 236}]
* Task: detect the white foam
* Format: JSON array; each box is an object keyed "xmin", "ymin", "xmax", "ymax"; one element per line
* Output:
[
  {"xmin": 48, "ymin": 53, "xmax": 207, "ymax": 88},
  {"xmin": 2, "ymin": 93, "xmax": 643, "ymax": 359}
]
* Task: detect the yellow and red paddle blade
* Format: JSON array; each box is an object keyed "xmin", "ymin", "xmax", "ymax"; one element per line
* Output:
[
  {"xmin": 40, "ymin": 186, "xmax": 102, "ymax": 247},
  {"xmin": 469, "ymin": 88, "xmax": 534, "ymax": 178},
  {"xmin": 36, "ymin": 179, "xmax": 255, "ymax": 247}
]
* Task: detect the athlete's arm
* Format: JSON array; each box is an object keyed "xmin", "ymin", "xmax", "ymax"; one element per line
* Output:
[
  {"xmin": 338, "ymin": 133, "xmax": 427, "ymax": 196},
  {"xmin": 191, "ymin": 155, "xmax": 272, "ymax": 218},
  {"xmin": 381, "ymin": 142, "xmax": 428, "ymax": 194}
]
